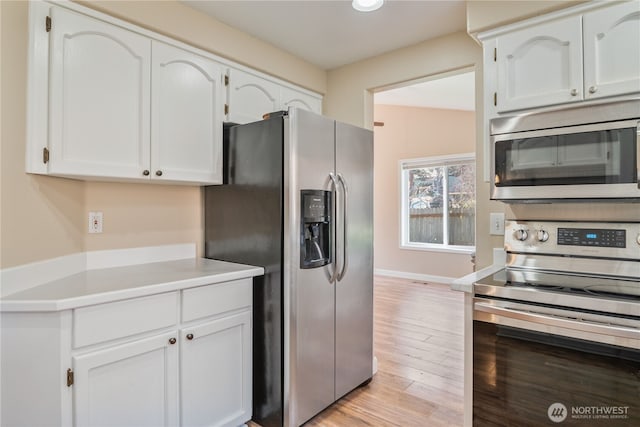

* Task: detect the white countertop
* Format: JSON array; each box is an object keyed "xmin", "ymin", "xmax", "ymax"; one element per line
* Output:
[
  {"xmin": 450, "ymin": 247, "xmax": 506, "ymax": 293},
  {"xmin": 1, "ymin": 258, "xmax": 263, "ymax": 312}
]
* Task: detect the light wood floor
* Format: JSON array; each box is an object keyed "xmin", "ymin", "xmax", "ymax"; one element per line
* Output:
[{"xmin": 252, "ymin": 275, "xmax": 465, "ymax": 427}]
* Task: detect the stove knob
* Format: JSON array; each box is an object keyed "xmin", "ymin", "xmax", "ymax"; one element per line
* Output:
[
  {"xmin": 537, "ymin": 230, "xmax": 549, "ymax": 242},
  {"xmin": 636, "ymin": 233, "xmax": 640, "ymax": 245},
  {"xmin": 514, "ymin": 229, "xmax": 529, "ymax": 241}
]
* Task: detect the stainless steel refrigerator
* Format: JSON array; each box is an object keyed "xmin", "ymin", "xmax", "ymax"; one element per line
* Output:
[{"xmin": 204, "ymin": 108, "xmax": 373, "ymax": 427}]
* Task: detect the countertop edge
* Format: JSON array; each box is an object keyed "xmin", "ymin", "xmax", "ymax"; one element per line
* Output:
[
  {"xmin": 1, "ymin": 261, "xmax": 264, "ymax": 313},
  {"xmin": 450, "ymin": 264, "xmax": 503, "ymax": 294}
]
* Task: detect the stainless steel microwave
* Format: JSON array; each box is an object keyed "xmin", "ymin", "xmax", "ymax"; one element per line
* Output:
[{"xmin": 490, "ymin": 99, "xmax": 640, "ymax": 202}]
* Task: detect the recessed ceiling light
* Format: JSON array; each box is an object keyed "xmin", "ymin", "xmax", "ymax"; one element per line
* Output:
[{"xmin": 352, "ymin": 0, "xmax": 384, "ymax": 12}]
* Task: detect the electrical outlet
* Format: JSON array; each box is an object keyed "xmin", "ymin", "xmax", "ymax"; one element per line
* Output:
[
  {"xmin": 489, "ymin": 212, "xmax": 505, "ymax": 235},
  {"xmin": 88, "ymin": 212, "xmax": 103, "ymax": 233}
]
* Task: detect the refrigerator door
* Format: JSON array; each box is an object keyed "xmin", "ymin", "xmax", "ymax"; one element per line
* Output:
[
  {"xmin": 284, "ymin": 109, "xmax": 336, "ymax": 427},
  {"xmin": 334, "ymin": 122, "xmax": 374, "ymax": 399},
  {"xmin": 204, "ymin": 118, "xmax": 284, "ymax": 427}
]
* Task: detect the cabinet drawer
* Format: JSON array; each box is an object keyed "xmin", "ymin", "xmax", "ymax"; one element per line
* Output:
[
  {"xmin": 182, "ymin": 279, "xmax": 252, "ymax": 323},
  {"xmin": 74, "ymin": 292, "xmax": 178, "ymax": 348}
]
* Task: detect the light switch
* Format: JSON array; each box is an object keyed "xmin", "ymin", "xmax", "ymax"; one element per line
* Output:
[{"xmin": 489, "ymin": 212, "xmax": 505, "ymax": 235}]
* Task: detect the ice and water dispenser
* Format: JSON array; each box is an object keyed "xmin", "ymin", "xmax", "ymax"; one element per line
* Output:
[{"xmin": 300, "ymin": 190, "xmax": 331, "ymax": 269}]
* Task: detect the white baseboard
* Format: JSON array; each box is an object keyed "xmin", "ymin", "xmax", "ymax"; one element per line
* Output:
[
  {"xmin": 1, "ymin": 243, "xmax": 196, "ymax": 297},
  {"xmin": 374, "ymin": 268, "xmax": 455, "ymax": 285}
]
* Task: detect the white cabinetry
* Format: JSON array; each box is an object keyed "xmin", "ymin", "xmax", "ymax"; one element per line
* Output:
[
  {"xmin": 74, "ymin": 332, "xmax": 179, "ymax": 427},
  {"xmin": 226, "ymin": 68, "xmax": 323, "ymax": 124},
  {"xmin": 30, "ymin": 2, "xmax": 224, "ymax": 185},
  {"xmin": 152, "ymin": 41, "xmax": 223, "ymax": 184},
  {"xmin": 48, "ymin": 6, "xmax": 151, "ymax": 180},
  {"xmin": 492, "ymin": 2, "xmax": 640, "ymax": 113},
  {"xmin": 181, "ymin": 312, "xmax": 251, "ymax": 426},
  {"xmin": 227, "ymin": 68, "xmax": 280, "ymax": 124},
  {"xmin": 496, "ymin": 16, "xmax": 583, "ymax": 112},
  {"xmin": 0, "ymin": 279, "xmax": 252, "ymax": 427},
  {"xmin": 583, "ymin": 1, "xmax": 640, "ymax": 100},
  {"xmin": 281, "ymin": 86, "xmax": 323, "ymax": 113}
]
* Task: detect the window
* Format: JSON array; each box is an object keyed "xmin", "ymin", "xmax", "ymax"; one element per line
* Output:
[{"xmin": 400, "ymin": 153, "xmax": 475, "ymax": 253}]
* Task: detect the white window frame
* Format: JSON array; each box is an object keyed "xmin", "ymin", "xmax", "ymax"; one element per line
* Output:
[{"xmin": 399, "ymin": 153, "xmax": 475, "ymax": 254}]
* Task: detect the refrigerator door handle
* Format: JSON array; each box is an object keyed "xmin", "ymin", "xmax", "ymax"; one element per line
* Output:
[
  {"xmin": 328, "ymin": 173, "xmax": 340, "ymax": 283},
  {"xmin": 336, "ymin": 173, "xmax": 348, "ymax": 281}
]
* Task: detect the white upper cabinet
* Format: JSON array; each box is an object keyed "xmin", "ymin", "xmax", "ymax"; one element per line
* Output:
[
  {"xmin": 281, "ymin": 86, "xmax": 323, "ymax": 113},
  {"xmin": 227, "ymin": 68, "xmax": 280, "ymax": 124},
  {"xmin": 583, "ymin": 1, "xmax": 640, "ymax": 100},
  {"xmin": 28, "ymin": 1, "xmax": 322, "ymax": 185},
  {"xmin": 488, "ymin": 1, "xmax": 640, "ymax": 114},
  {"xmin": 151, "ymin": 41, "xmax": 223, "ymax": 184},
  {"xmin": 48, "ymin": 6, "xmax": 151, "ymax": 179},
  {"xmin": 496, "ymin": 16, "xmax": 583, "ymax": 112},
  {"xmin": 226, "ymin": 68, "xmax": 323, "ymax": 124}
]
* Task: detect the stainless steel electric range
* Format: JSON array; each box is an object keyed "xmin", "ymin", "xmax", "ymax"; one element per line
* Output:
[{"xmin": 473, "ymin": 220, "xmax": 640, "ymax": 426}]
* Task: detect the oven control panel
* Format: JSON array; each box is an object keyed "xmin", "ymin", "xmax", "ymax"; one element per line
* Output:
[
  {"xmin": 504, "ymin": 220, "xmax": 640, "ymax": 260},
  {"xmin": 557, "ymin": 228, "xmax": 626, "ymax": 248}
]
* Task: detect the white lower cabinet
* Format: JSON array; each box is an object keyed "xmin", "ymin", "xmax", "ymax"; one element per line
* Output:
[
  {"xmin": 0, "ymin": 280, "xmax": 252, "ymax": 427},
  {"xmin": 74, "ymin": 332, "xmax": 179, "ymax": 427},
  {"xmin": 181, "ymin": 312, "xmax": 252, "ymax": 427}
]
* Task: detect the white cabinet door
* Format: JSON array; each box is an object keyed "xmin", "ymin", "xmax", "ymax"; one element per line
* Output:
[
  {"xmin": 583, "ymin": 1, "xmax": 640, "ymax": 100},
  {"xmin": 280, "ymin": 86, "xmax": 322, "ymax": 114},
  {"xmin": 73, "ymin": 332, "xmax": 178, "ymax": 427},
  {"xmin": 227, "ymin": 68, "xmax": 280, "ymax": 124},
  {"xmin": 496, "ymin": 15, "xmax": 583, "ymax": 112},
  {"xmin": 48, "ymin": 6, "xmax": 151, "ymax": 179},
  {"xmin": 181, "ymin": 311, "xmax": 252, "ymax": 427},
  {"xmin": 151, "ymin": 41, "xmax": 223, "ymax": 184}
]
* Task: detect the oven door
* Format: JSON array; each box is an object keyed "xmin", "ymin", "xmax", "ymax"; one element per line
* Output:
[
  {"xmin": 490, "ymin": 119, "xmax": 640, "ymax": 201},
  {"xmin": 473, "ymin": 298, "xmax": 640, "ymax": 426}
]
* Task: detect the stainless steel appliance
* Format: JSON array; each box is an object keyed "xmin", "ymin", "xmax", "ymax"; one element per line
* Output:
[
  {"xmin": 490, "ymin": 99, "xmax": 640, "ymax": 202},
  {"xmin": 204, "ymin": 108, "xmax": 373, "ymax": 427},
  {"xmin": 473, "ymin": 220, "xmax": 640, "ymax": 426}
]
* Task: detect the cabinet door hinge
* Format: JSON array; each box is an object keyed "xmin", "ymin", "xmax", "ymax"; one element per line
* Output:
[
  {"xmin": 66, "ymin": 369, "xmax": 74, "ymax": 387},
  {"xmin": 493, "ymin": 92, "xmax": 497, "ymax": 107},
  {"xmin": 224, "ymin": 75, "xmax": 229, "ymax": 86},
  {"xmin": 493, "ymin": 47, "xmax": 496, "ymax": 62},
  {"xmin": 46, "ymin": 16, "xmax": 52, "ymax": 32},
  {"xmin": 224, "ymin": 104, "xmax": 229, "ymax": 115},
  {"xmin": 43, "ymin": 147, "xmax": 49, "ymax": 164}
]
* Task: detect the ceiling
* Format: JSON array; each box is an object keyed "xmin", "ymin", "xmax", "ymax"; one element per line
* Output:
[
  {"xmin": 180, "ymin": 0, "xmax": 467, "ymax": 70},
  {"xmin": 375, "ymin": 71, "xmax": 475, "ymax": 111},
  {"xmin": 180, "ymin": 0, "xmax": 471, "ymax": 110}
]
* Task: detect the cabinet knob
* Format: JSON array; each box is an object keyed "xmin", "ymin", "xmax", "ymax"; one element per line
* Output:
[
  {"xmin": 143, "ymin": 170, "xmax": 150, "ymax": 176},
  {"xmin": 186, "ymin": 333, "xmax": 194, "ymax": 340},
  {"xmin": 169, "ymin": 337, "xmax": 176, "ymax": 345},
  {"xmin": 570, "ymin": 89, "xmax": 578, "ymax": 96},
  {"xmin": 589, "ymin": 85, "xmax": 598, "ymax": 94},
  {"xmin": 155, "ymin": 170, "xmax": 163, "ymax": 176}
]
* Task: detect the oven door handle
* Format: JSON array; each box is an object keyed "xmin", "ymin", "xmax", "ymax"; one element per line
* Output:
[{"xmin": 474, "ymin": 300, "xmax": 640, "ymax": 343}]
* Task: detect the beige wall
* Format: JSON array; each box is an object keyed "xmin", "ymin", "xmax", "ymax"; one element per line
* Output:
[
  {"xmin": 325, "ymin": 0, "xmax": 615, "ymax": 271},
  {"xmin": 373, "ymin": 105, "xmax": 475, "ymax": 278},
  {"xmin": 0, "ymin": 0, "xmax": 326, "ymax": 269}
]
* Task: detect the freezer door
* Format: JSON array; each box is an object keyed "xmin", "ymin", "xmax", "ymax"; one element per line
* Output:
[
  {"xmin": 284, "ymin": 108, "xmax": 336, "ymax": 427},
  {"xmin": 334, "ymin": 122, "xmax": 374, "ymax": 399}
]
